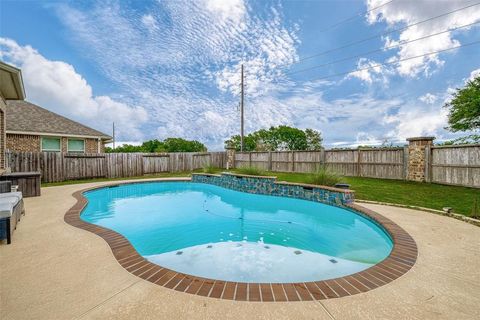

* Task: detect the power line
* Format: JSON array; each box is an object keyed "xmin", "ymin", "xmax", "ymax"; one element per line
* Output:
[
  {"xmin": 293, "ymin": 2, "xmax": 480, "ymax": 64},
  {"xmin": 287, "ymin": 21, "xmax": 480, "ymax": 76},
  {"xmin": 300, "ymin": 40, "xmax": 480, "ymax": 82},
  {"xmin": 318, "ymin": 0, "xmax": 395, "ymax": 32}
]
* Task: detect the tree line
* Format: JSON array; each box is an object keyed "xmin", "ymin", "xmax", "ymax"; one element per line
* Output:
[
  {"xmin": 224, "ymin": 126, "xmax": 323, "ymax": 151},
  {"xmin": 105, "ymin": 138, "xmax": 207, "ymax": 153}
]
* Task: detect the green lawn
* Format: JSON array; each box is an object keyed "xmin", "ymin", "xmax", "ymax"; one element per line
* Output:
[
  {"xmin": 42, "ymin": 169, "xmax": 479, "ymax": 217},
  {"xmin": 268, "ymin": 172, "xmax": 479, "ymax": 217}
]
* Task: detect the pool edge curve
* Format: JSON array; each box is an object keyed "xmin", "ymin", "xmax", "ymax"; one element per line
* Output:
[{"xmin": 64, "ymin": 178, "xmax": 418, "ymax": 302}]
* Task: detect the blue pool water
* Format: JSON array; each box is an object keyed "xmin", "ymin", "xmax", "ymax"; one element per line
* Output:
[{"xmin": 81, "ymin": 182, "xmax": 393, "ymax": 282}]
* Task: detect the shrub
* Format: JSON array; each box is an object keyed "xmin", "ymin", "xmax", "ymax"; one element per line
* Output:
[
  {"xmin": 235, "ymin": 166, "xmax": 266, "ymax": 176},
  {"xmin": 307, "ymin": 166, "xmax": 343, "ymax": 187},
  {"xmin": 202, "ymin": 164, "xmax": 218, "ymax": 174}
]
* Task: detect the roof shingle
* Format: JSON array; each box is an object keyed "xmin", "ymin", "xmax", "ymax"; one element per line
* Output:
[{"xmin": 6, "ymin": 100, "xmax": 111, "ymax": 139}]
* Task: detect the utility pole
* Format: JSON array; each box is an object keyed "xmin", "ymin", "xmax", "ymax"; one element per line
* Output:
[
  {"xmin": 240, "ymin": 64, "xmax": 244, "ymax": 152},
  {"xmin": 112, "ymin": 122, "xmax": 115, "ymax": 151}
]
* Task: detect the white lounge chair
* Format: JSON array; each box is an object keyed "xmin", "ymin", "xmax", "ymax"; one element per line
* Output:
[{"xmin": 0, "ymin": 183, "xmax": 25, "ymax": 244}]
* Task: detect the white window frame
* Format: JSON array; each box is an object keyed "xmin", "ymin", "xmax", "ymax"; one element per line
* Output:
[
  {"xmin": 67, "ymin": 138, "xmax": 86, "ymax": 153},
  {"xmin": 41, "ymin": 137, "xmax": 61, "ymax": 152}
]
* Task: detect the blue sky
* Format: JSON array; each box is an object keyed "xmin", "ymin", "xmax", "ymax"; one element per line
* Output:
[{"xmin": 1, "ymin": 0, "xmax": 479, "ymax": 150}]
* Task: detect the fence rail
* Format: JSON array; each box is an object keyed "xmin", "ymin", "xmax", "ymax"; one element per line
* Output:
[
  {"xmin": 430, "ymin": 144, "xmax": 480, "ymax": 188},
  {"xmin": 5, "ymin": 151, "xmax": 227, "ymax": 183},
  {"xmin": 236, "ymin": 148, "xmax": 406, "ymax": 180}
]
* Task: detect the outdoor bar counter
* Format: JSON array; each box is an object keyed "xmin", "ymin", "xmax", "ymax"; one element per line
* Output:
[{"xmin": 0, "ymin": 171, "xmax": 41, "ymax": 197}]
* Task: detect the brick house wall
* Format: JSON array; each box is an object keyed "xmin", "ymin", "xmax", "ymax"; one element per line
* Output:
[
  {"xmin": 6, "ymin": 134, "xmax": 40, "ymax": 152},
  {"xmin": 6, "ymin": 134, "xmax": 106, "ymax": 153},
  {"xmin": 85, "ymin": 138, "xmax": 100, "ymax": 153}
]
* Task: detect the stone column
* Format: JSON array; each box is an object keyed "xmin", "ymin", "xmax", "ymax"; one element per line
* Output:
[
  {"xmin": 406, "ymin": 136, "xmax": 435, "ymax": 182},
  {"xmin": 225, "ymin": 146, "xmax": 236, "ymax": 170}
]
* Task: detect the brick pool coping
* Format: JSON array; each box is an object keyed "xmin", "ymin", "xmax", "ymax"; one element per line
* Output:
[{"xmin": 64, "ymin": 179, "xmax": 418, "ymax": 302}]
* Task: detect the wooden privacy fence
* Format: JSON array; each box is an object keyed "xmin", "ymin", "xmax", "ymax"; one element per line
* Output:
[
  {"xmin": 6, "ymin": 151, "xmax": 227, "ymax": 183},
  {"xmin": 235, "ymin": 145, "xmax": 479, "ymax": 188},
  {"xmin": 236, "ymin": 148, "xmax": 406, "ymax": 180},
  {"xmin": 5, "ymin": 144, "xmax": 479, "ymax": 188},
  {"xmin": 429, "ymin": 144, "xmax": 480, "ymax": 188}
]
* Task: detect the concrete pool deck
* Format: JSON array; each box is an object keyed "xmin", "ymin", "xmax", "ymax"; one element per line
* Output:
[{"xmin": 1, "ymin": 178, "xmax": 479, "ymax": 319}]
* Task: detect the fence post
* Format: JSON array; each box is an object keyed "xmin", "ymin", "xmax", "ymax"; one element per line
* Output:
[
  {"xmin": 291, "ymin": 151, "xmax": 295, "ymax": 172},
  {"xmin": 425, "ymin": 144, "xmax": 432, "ymax": 183},
  {"xmin": 268, "ymin": 151, "xmax": 272, "ymax": 171},
  {"xmin": 321, "ymin": 148, "xmax": 326, "ymax": 170},
  {"xmin": 406, "ymin": 136, "xmax": 435, "ymax": 182},
  {"xmin": 249, "ymin": 152, "xmax": 252, "ymax": 167},
  {"xmin": 357, "ymin": 149, "xmax": 362, "ymax": 177},
  {"xmin": 225, "ymin": 146, "xmax": 236, "ymax": 170},
  {"xmin": 403, "ymin": 146, "xmax": 409, "ymax": 180}
]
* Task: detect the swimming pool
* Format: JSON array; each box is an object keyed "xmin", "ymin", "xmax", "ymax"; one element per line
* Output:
[{"xmin": 81, "ymin": 181, "xmax": 393, "ymax": 283}]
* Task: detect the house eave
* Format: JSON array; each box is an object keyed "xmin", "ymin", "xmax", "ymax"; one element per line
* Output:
[
  {"xmin": 6, "ymin": 130, "xmax": 112, "ymax": 141},
  {"xmin": 0, "ymin": 61, "xmax": 26, "ymax": 100}
]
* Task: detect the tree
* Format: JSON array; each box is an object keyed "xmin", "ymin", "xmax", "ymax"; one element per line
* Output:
[
  {"xmin": 105, "ymin": 138, "xmax": 207, "ymax": 153},
  {"xmin": 161, "ymin": 138, "xmax": 207, "ymax": 152},
  {"xmin": 445, "ymin": 76, "xmax": 480, "ymax": 133},
  {"xmin": 224, "ymin": 135, "xmax": 257, "ymax": 151},
  {"xmin": 104, "ymin": 144, "xmax": 143, "ymax": 153},
  {"xmin": 141, "ymin": 139, "xmax": 164, "ymax": 152},
  {"xmin": 305, "ymin": 129, "xmax": 323, "ymax": 151},
  {"xmin": 224, "ymin": 126, "xmax": 323, "ymax": 151}
]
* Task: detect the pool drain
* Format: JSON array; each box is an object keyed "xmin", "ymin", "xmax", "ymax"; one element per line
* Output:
[
  {"xmin": 329, "ymin": 259, "xmax": 338, "ymax": 263},
  {"xmin": 176, "ymin": 251, "xmax": 183, "ymax": 255}
]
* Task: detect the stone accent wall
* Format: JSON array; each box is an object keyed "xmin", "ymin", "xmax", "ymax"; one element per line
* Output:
[
  {"xmin": 191, "ymin": 172, "xmax": 354, "ymax": 206},
  {"xmin": 6, "ymin": 134, "xmax": 40, "ymax": 152},
  {"xmin": 406, "ymin": 137, "xmax": 434, "ymax": 182}
]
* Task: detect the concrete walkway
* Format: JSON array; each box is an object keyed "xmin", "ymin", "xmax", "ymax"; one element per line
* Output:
[{"xmin": 1, "ymin": 179, "xmax": 479, "ymax": 320}]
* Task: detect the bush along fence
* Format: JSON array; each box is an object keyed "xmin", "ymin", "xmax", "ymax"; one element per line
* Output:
[
  {"xmin": 230, "ymin": 137, "xmax": 480, "ymax": 188},
  {"xmin": 5, "ymin": 151, "xmax": 227, "ymax": 183},
  {"xmin": 5, "ymin": 137, "xmax": 479, "ymax": 188}
]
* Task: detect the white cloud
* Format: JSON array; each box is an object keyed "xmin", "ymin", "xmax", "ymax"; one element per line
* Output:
[
  {"xmin": 347, "ymin": 58, "xmax": 390, "ymax": 84},
  {"xmin": 141, "ymin": 14, "xmax": 159, "ymax": 32},
  {"xmin": 52, "ymin": 1, "xmax": 299, "ymax": 149},
  {"xmin": 468, "ymin": 68, "xmax": 480, "ymax": 81},
  {"xmin": 419, "ymin": 93, "xmax": 438, "ymax": 104},
  {"xmin": 15, "ymin": 0, "xmax": 469, "ymax": 150},
  {"xmin": 366, "ymin": 0, "xmax": 480, "ymax": 77},
  {"xmin": 0, "ymin": 38, "xmax": 148, "ymax": 140},
  {"xmin": 383, "ymin": 103, "xmax": 449, "ymax": 141},
  {"xmin": 202, "ymin": 0, "xmax": 246, "ymax": 24}
]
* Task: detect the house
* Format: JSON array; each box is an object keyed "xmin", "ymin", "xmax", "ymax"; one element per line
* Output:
[
  {"xmin": 5, "ymin": 100, "xmax": 112, "ymax": 153},
  {"xmin": 0, "ymin": 61, "xmax": 26, "ymax": 174}
]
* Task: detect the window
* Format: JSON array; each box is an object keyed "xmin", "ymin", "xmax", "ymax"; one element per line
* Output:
[
  {"xmin": 41, "ymin": 137, "xmax": 61, "ymax": 152},
  {"xmin": 67, "ymin": 139, "xmax": 85, "ymax": 153}
]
